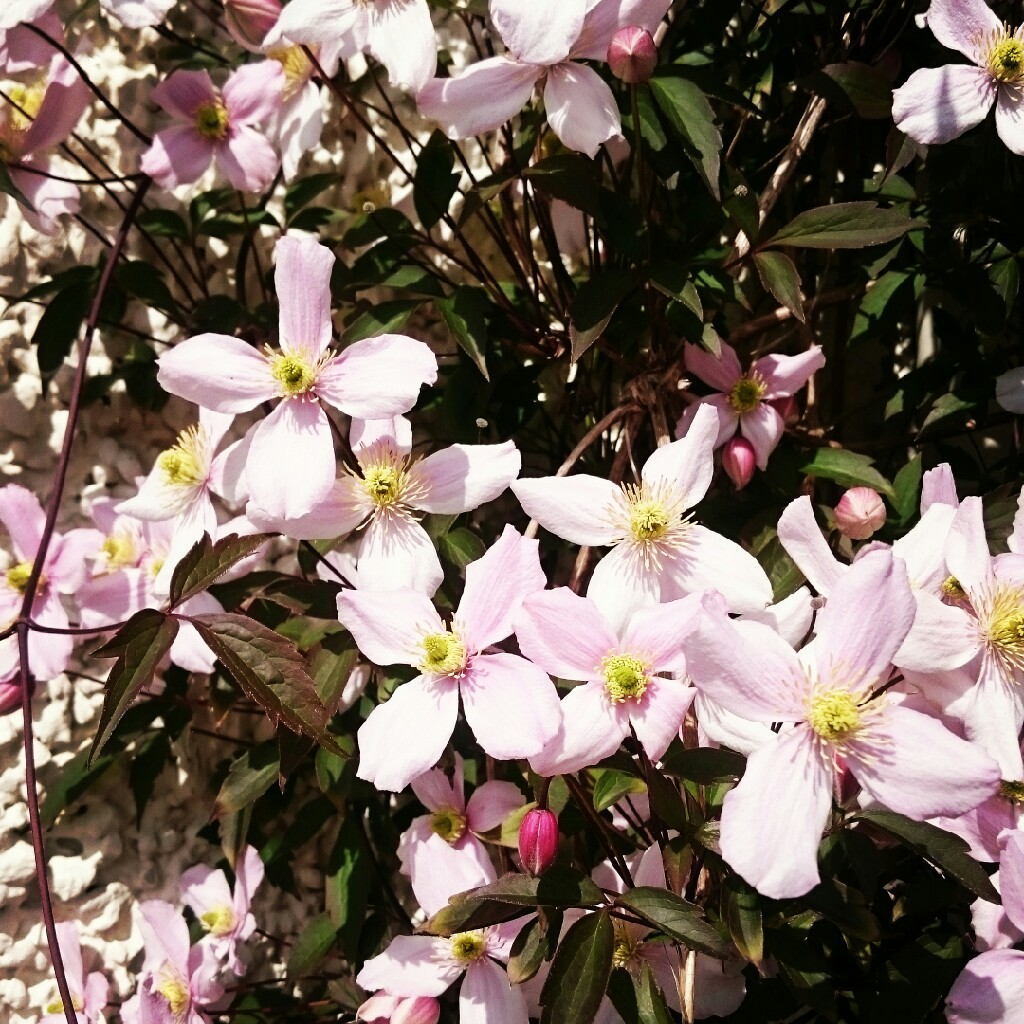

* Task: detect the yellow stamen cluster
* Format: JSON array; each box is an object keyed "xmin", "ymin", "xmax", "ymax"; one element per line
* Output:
[
  {"xmin": 629, "ymin": 499, "xmax": 670, "ymax": 542},
  {"xmin": 0, "ymin": 80, "xmax": 45, "ymax": 162},
  {"xmin": 200, "ymin": 905, "xmax": 236, "ymax": 937},
  {"xmin": 449, "ymin": 931, "xmax": 487, "ymax": 964},
  {"xmin": 44, "ymin": 997, "xmax": 84, "ymax": 1015},
  {"xmin": 807, "ymin": 690, "xmax": 862, "ymax": 743},
  {"xmin": 999, "ymin": 779, "xmax": 1024, "ymax": 803},
  {"xmin": 267, "ymin": 46, "xmax": 313, "ymax": 99},
  {"xmin": 982, "ymin": 585, "xmax": 1024, "ymax": 673},
  {"xmin": 156, "ymin": 426, "xmax": 207, "ymax": 488},
  {"xmin": 420, "ymin": 630, "xmax": 467, "ymax": 676},
  {"xmin": 430, "ymin": 807, "xmax": 468, "ymax": 844},
  {"xmin": 728, "ymin": 374, "xmax": 766, "ymax": 413},
  {"xmin": 6, "ymin": 561, "xmax": 35, "ymax": 594},
  {"xmin": 603, "ymin": 653, "xmax": 649, "ymax": 704},
  {"xmin": 611, "ymin": 923, "xmax": 640, "ymax": 970},
  {"xmin": 363, "ymin": 464, "xmax": 403, "ymax": 508},
  {"xmin": 269, "ymin": 352, "xmax": 317, "ymax": 397},
  {"xmin": 101, "ymin": 532, "xmax": 138, "ymax": 572},
  {"xmin": 942, "ymin": 575, "xmax": 966, "ymax": 600},
  {"xmin": 194, "ymin": 100, "xmax": 229, "ymax": 139},
  {"xmin": 986, "ymin": 29, "xmax": 1024, "ymax": 82},
  {"xmin": 155, "ymin": 968, "xmax": 190, "ymax": 1020}
]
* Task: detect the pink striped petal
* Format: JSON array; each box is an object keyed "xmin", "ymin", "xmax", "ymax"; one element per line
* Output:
[
  {"xmin": 157, "ymin": 335, "xmax": 275, "ymax": 413},
  {"xmin": 586, "ymin": 542, "xmax": 661, "ymax": 635},
  {"xmin": 491, "ymin": 0, "xmax": 587, "ymax": 65},
  {"xmin": 515, "ymin": 588, "xmax": 616, "ymax": 680},
  {"xmin": 222, "ymin": 61, "xmax": 284, "ymax": 125},
  {"xmin": 621, "ymin": 594, "xmax": 702, "ymax": 674},
  {"xmin": 739, "ymin": 402, "xmax": 784, "ymax": 469},
  {"xmin": 356, "ymin": 935, "xmax": 461, "ymax": 997},
  {"xmin": 683, "ymin": 340, "xmax": 742, "ymax": 393},
  {"xmin": 275, "ymin": 234, "xmax": 335, "ymax": 361},
  {"xmin": 0, "ymin": 484, "xmax": 45, "ymax": 561},
  {"xmin": 511, "ymin": 475, "xmax": 621, "ymax": 546},
  {"xmin": 571, "ymin": 0, "xmax": 671, "ymax": 60},
  {"xmin": 367, "ymin": 0, "xmax": 437, "ymax": 94},
  {"xmin": 996, "ymin": 83, "xmax": 1024, "ymax": 155},
  {"xmin": 629, "ymin": 677, "xmax": 695, "ymax": 761},
  {"xmin": 544, "ymin": 62, "xmax": 621, "ymax": 158},
  {"xmin": 217, "ymin": 125, "xmax": 280, "ymax": 191},
  {"xmin": 777, "ymin": 495, "xmax": 844, "ymax": 596},
  {"xmin": 152, "ymin": 69, "xmax": 216, "ymax": 120},
  {"xmin": 641, "ymin": 403, "xmax": 718, "ymax": 507},
  {"xmin": 247, "ymin": 477, "xmax": 370, "ymax": 541},
  {"xmin": 946, "ymin": 496, "xmax": 994, "ymax": 592},
  {"xmin": 408, "ymin": 442, "xmax": 521, "ymax": 515},
  {"xmin": 892, "ymin": 64, "xmax": 995, "ymax": 146},
  {"xmin": 459, "ymin": 958, "xmax": 529, "ymax": 1024},
  {"xmin": 357, "ymin": 515, "xmax": 444, "ymax": 596},
  {"xmin": 336, "ymin": 588, "xmax": 441, "ymax": 667},
  {"xmin": 921, "ymin": 463, "xmax": 959, "ymax": 512},
  {"xmin": 466, "ymin": 780, "xmax": 525, "ymax": 834},
  {"xmin": 946, "ymin": 949, "xmax": 1024, "ymax": 1024},
  {"xmin": 529, "ymin": 680, "xmax": 628, "ymax": 776},
  {"xmin": 140, "ymin": 125, "xmax": 214, "ymax": 190},
  {"xmin": 999, "ymin": 830, "xmax": 1024, "ymax": 934},
  {"xmin": 925, "ymin": 0, "xmax": 1000, "ymax": 60},
  {"xmin": 752, "ymin": 346, "xmax": 825, "ymax": 399}
]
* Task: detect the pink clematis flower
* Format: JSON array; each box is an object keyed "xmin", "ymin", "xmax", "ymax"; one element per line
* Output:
[
  {"xmin": 248, "ymin": 417, "xmax": 520, "ymax": 594},
  {"xmin": 946, "ymin": 948, "xmax": 1024, "ymax": 1024},
  {"xmin": 515, "ymin": 587, "xmax": 701, "ymax": 775},
  {"xmin": 0, "ymin": 0, "xmax": 52, "ymax": 30},
  {"xmin": 272, "ymin": 0, "xmax": 436, "ymax": 95},
  {"xmin": 140, "ymin": 63, "xmax": 284, "ymax": 191},
  {"xmin": 685, "ymin": 550, "xmax": 1000, "ymax": 899},
  {"xmin": 417, "ymin": 0, "xmax": 671, "ymax": 158},
  {"xmin": 676, "ymin": 339, "xmax": 825, "ymax": 470},
  {"xmin": 180, "ymin": 845, "xmax": 264, "ymax": 975},
  {"xmin": 0, "ymin": 11, "xmax": 62, "ymax": 73},
  {"xmin": 892, "ymin": 0, "xmax": 1024, "ymax": 154},
  {"xmin": 157, "ymin": 234, "xmax": 438, "ymax": 521},
  {"xmin": 336, "ymin": 525, "xmax": 560, "ymax": 792},
  {"xmin": 39, "ymin": 922, "xmax": 108, "ymax": 1024},
  {"xmin": 512, "ymin": 403, "xmax": 772, "ymax": 631},
  {"xmin": 0, "ymin": 484, "xmax": 100, "ymax": 684},
  {"xmin": 356, "ymin": 995, "xmax": 440, "ymax": 1024}
]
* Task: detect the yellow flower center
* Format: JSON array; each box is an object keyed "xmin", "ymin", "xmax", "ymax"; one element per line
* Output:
[
  {"xmin": 728, "ymin": 375, "xmax": 766, "ymax": 413},
  {"xmin": 941, "ymin": 575, "xmax": 966, "ymax": 600},
  {"xmin": 6, "ymin": 561, "xmax": 36, "ymax": 594},
  {"xmin": 363, "ymin": 464, "xmax": 403, "ymax": 507},
  {"xmin": 611, "ymin": 923, "xmax": 641, "ymax": 970},
  {"xmin": 101, "ymin": 532, "xmax": 138, "ymax": 571},
  {"xmin": 44, "ymin": 996, "xmax": 83, "ymax": 1015},
  {"xmin": 267, "ymin": 45, "xmax": 313, "ymax": 99},
  {"xmin": 194, "ymin": 100, "xmax": 229, "ymax": 139},
  {"xmin": 155, "ymin": 967, "xmax": 190, "ymax": 1020},
  {"xmin": 430, "ymin": 808, "xmax": 468, "ymax": 844},
  {"xmin": 988, "ymin": 34, "xmax": 1024, "ymax": 82},
  {"xmin": 449, "ymin": 931, "xmax": 487, "ymax": 964},
  {"xmin": 200, "ymin": 905, "xmax": 236, "ymax": 937},
  {"xmin": 603, "ymin": 654, "xmax": 649, "ymax": 704},
  {"xmin": 988, "ymin": 608, "xmax": 1024, "ymax": 657},
  {"xmin": 0, "ymin": 80, "xmax": 45, "ymax": 162},
  {"xmin": 807, "ymin": 690, "xmax": 862, "ymax": 743},
  {"xmin": 156, "ymin": 426, "xmax": 207, "ymax": 488},
  {"xmin": 269, "ymin": 352, "xmax": 317, "ymax": 397},
  {"xmin": 420, "ymin": 630, "xmax": 467, "ymax": 676},
  {"xmin": 629, "ymin": 500, "xmax": 670, "ymax": 542},
  {"xmin": 999, "ymin": 779, "xmax": 1024, "ymax": 803}
]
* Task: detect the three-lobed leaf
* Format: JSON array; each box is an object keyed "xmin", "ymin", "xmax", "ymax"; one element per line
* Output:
[{"xmin": 169, "ymin": 531, "xmax": 271, "ymax": 608}]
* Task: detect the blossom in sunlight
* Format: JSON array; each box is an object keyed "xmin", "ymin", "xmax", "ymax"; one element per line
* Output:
[
  {"xmin": 356, "ymin": 995, "xmax": 440, "ymax": 1024},
  {"xmin": 100, "ymin": 0, "xmax": 175, "ymax": 29},
  {"xmin": 140, "ymin": 63, "xmax": 284, "ymax": 191},
  {"xmin": 892, "ymin": 0, "xmax": 1024, "ymax": 153},
  {"xmin": 39, "ymin": 922, "xmax": 108, "ymax": 1024},
  {"xmin": 157, "ymin": 234, "xmax": 438, "ymax": 521},
  {"xmin": 418, "ymin": 0, "xmax": 672, "ymax": 158},
  {"xmin": 516, "ymin": 587, "xmax": 701, "ymax": 775},
  {"xmin": 181, "ymin": 845, "xmax": 264, "ymax": 975},
  {"xmin": 676, "ymin": 339, "xmax": 824, "ymax": 470},
  {"xmin": 337, "ymin": 526, "xmax": 559, "ymax": 791},
  {"xmin": 512, "ymin": 403, "xmax": 772, "ymax": 631},
  {"xmin": 685, "ymin": 550, "xmax": 1000, "ymax": 899}
]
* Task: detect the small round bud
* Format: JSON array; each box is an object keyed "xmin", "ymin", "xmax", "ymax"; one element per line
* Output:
[
  {"xmin": 834, "ymin": 487, "xmax": 887, "ymax": 540},
  {"xmin": 223, "ymin": 0, "xmax": 282, "ymax": 50},
  {"xmin": 0, "ymin": 679, "xmax": 20, "ymax": 717},
  {"xmin": 607, "ymin": 26, "xmax": 658, "ymax": 84},
  {"xmin": 721, "ymin": 436, "xmax": 756, "ymax": 490},
  {"xmin": 518, "ymin": 808, "xmax": 559, "ymax": 876}
]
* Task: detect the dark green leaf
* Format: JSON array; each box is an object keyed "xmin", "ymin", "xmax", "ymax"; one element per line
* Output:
[
  {"xmin": 765, "ymin": 202, "xmax": 921, "ymax": 250},
  {"xmin": 437, "ymin": 286, "xmax": 491, "ymax": 379},
  {"xmin": 570, "ymin": 270, "xmax": 635, "ymax": 362},
  {"xmin": 116, "ymin": 261, "xmax": 178, "ymax": 315},
  {"xmin": 214, "ymin": 742, "xmax": 280, "ymax": 817},
  {"xmin": 341, "ymin": 299, "xmax": 420, "ymax": 342},
  {"xmin": 592, "ymin": 768, "xmax": 647, "ymax": 813},
  {"xmin": 137, "ymin": 208, "xmax": 190, "ymax": 239},
  {"xmin": 169, "ymin": 532, "xmax": 272, "ymax": 608},
  {"xmin": 34, "ymin": 281, "xmax": 93, "ymax": 376},
  {"xmin": 540, "ymin": 910, "xmax": 614, "ymax": 1024},
  {"xmin": 414, "ymin": 130, "xmax": 461, "ymax": 229},
  {"xmin": 441, "ymin": 527, "xmax": 486, "ymax": 570},
  {"xmin": 507, "ymin": 909, "xmax": 563, "ymax": 984},
  {"xmin": 41, "ymin": 747, "xmax": 117, "ymax": 828},
  {"xmin": 649, "ymin": 75, "xmax": 722, "ymax": 199},
  {"xmin": 891, "ymin": 455, "xmax": 923, "ymax": 522},
  {"xmin": 646, "ymin": 769, "xmax": 688, "ymax": 832},
  {"xmin": 615, "ymin": 887, "xmax": 733, "ymax": 959},
  {"xmin": 286, "ymin": 913, "xmax": 338, "ymax": 980},
  {"xmin": 799, "ymin": 448, "xmax": 895, "ymax": 498},
  {"xmin": 284, "ymin": 173, "xmax": 338, "ymax": 222},
  {"xmin": 607, "ymin": 961, "xmax": 673, "ymax": 1024},
  {"xmin": 524, "ymin": 155, "xmax": 602, "ymax": 216},
  {"xmin": 753, "ymin": 251, "xmax": 804, "ymax": 321},
  {"xmin": 326, "ymin": 815, "xmax": 371, "ymax": 958},
  {"xmin": 721, "ymin": 878, "xmax": 763, "ymax": 963},
  {"xmin": 821, "ymin": 62, "xmax": 893, "ymax": 119},
  {"xmin": 659, "ymin": 747, "xmax": 746, "ymax": 784}
]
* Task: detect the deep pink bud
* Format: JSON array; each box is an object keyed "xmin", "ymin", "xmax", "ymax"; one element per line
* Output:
[
  {"xmin": 722, "ymin": 436, "xmax": 756, "ymax": 490},
  {"xmin": 519, "ymin": 808, "xmax": 558, "ymax": 876},
  {"xmin": 0, "ymin": 679, "xmax": 20, "ymax": 717},
  {"xmin": 223, "ymin": 0, "xmax": 282, "ymax": 49},
  {"xmin": 834, "ymin": 487, "xmax": 887, "ymax": 540},
  {"xmin": 607, "ymin": 26, "xmax": 658, "ymax": 84},
  {"xmin": 771, "ymin": 395, "xmax": 799, "ymax": 426}
]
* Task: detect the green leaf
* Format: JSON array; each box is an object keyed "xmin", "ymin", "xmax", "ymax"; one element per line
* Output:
[
  {"xmin": 286, "ymin": 913, "xmax": 338, "ymax": 980},
  {"xmin": 891, "ymin": 455, "xmax": 923, "ymax": 523},
  {"xmin": 507, "ymin": 909, "xmax": 563, "ymax": 984},
  {"xmin": 136, "ymin": 208, "xmax": 190, "ymax": 239},
  {"xmin": 341, "ymin": 299, "xmax": 420, "ymax": 342},
  {"xmin": 189, "ymin": 613, "xmax": 343, "ymax": 753},
  {"xmin": 721, "ymin": 878, "xmax": 763, "ymax": 963},
  {"xmin": 437, "ymin": 286, "xmax": 491, "ymax": 379},
  {"xmin": 34, "ymin": 280, "xmax": 93, "ymax": 376},
  {"xmin": 649, "ymin": 75, "xmax": 722, "ymax": 199},
  {"xmin": 646, "ymin": 769, "xmax": 688, "ymax": 832},
  {"xmin": 116, "ymin": 261, "xmax": 178, "ymax": 316},
  {"xmin": 441, "ymin": 527, "xmax": 486, "ymax": 570},
  {"xmin": 753, "ymin": 251, "xmax": 804, "ymax": 321},
  {"xmin": 650, "ymin": 261, "xmax": 703, "ymax": 319},
  {"xmin": 523, "ymin": 155, "xmax": 602, "ymax": 216},
  {"xmin": 607, "ymin": 961, "xmax": 674, "ymax": 1024},
  {"xmin": 414, "ymin": 130, "xmax": 461, "ymax": 229},
  {"xmin": 284, "ymin": 173, "xmax": 338, "ymax": 222},
  {"xmin": 799, "ymin": 448, "xmax": 895, "ymax": 498},
  {"xmin": 570, "ymin": 270, "xmax": 635, "ymax": 362},
  {"xmin": 214, "ymin": 742, "xmax": 280, "ymax": 817},
  {"xmin": 659, "ymin": 746, "xmax": 746, "ymax": 784},
  {"xmin": 169, "ymin": 532, "xmax": 272, "ymax": 608},
  {"xmin": 850, "ymin": 270, "xmax": 912, "ymax": 343},
  {"xmin": 614, "ymin": 887, "xmax": 733, "ymax": 959},
  {"xmin": 821, "ymin": 62, "xmax": 893, "ymax": 119},
  {"xmin": 852, "ymin": 810, "xmax": 999, "ymax": 902},
  {"xmin": 921, "ymin": 392, "xmax": 979, "ymax": 434},
  {"xmin": 89, "ymin": 610, "xmax": 179, "ymax": 766},
  {"xmin": 325, "ymin": 815, "xmax": 371, "ymax": 958},
  {"xmin": 41, "ymin": 747, "xmax": 117, "ymax": 828},
  {"xmin": 765, "ymin": 202, "xmax": 921, "ymax": 250},
  {"xmin": 540, "ymin": 910, "xmax": 615, "ymax": 1024},
  {"xmin": 592, "ymin": 769, "xmax": 647, "ymax": 813}
]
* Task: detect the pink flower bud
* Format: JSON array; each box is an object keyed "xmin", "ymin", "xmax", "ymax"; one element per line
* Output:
[
  {"xmin": 518, "ymin": 808, "xmax": 558, "ymax": 876},
  {"xmin": 0, "ymin": 680, "xmax": 20, "ymax": 717},
  {"xmin": 357, "ymin": 995, "xmax": 440, "ymax": 1024},
  {"xmin": 722, "ymin": 436, "xmax": 756, "ymax": 490},
  {"xmin": 834, "ymin": 487, "xmax": 887, "ymax": 540},
  {"xmin": 771, "ymin": 395, "xmax": 799, "ymax": 426},
  {"xmin": 223, "ymin": 0, "xmax": 282, "ymax": 50},
  {"xmin": 607, "ymin": 26, "xmax": 658, "ymax": 84}
]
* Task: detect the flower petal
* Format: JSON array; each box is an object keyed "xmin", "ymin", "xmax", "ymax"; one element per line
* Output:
[
  {"xmin": 738, "ymin": 402, "xmax": 784, "ymax": 470},
  {"xmin": 139, "ymin": 124, "xmax": 214, "ymax": 190},
  {"xmin": 357, "ymin": 514, "xmax": 444, "ymax": 596},
  {"xmin": 921, "ymin": 462, "xmax": 959, "ymax": 512},
  {"xmin": 460, "ymin": 958, "xmax": 529, "ymax": 1024},
  {"xmin": 752, "ymin": 345, "xmax": 826, "ymax": 399},
  {"xmin": 925, "ymin": 0, "xmax": 1001, "ymax": 60},
  {"xmin": 151, "ymin": 69, "xmax": 216, "ymax": 120},
  {"xmin": 356, "ymin": 935, "xmax": 461, "ymax": 998},
  {"xmin": 543, "ymin": 62, "xmax": 621, "ymax": 158},
  {"xmin": 157, "ymin": 335, "xmax": 275, "ymax": 413},
  {"xmin": 491, "ymin": 0, "xmax": 587, "ymax": 65},
  {"xmin": 247, "ymin": 476, "xmax": 370, "ymax": 541},
  {"xmin": 946, "ymin": 495, "xmax": 994, "ymax": 593},
  {"xmin": 945, "ymin": 949, "xmax": 1024, "ymax": 1024},
  {"xmin": 996, "ymin": 83, "xmax": 1024, "ymax": 155},
  {"xmin": 892, "ymin": 64, "xmax": 995, "ymax": 146},
  {"xmin": 274, "ymin": 0, "xmax": 362, "ymax": 45},
  {"xmin": 275, "ymin": 233, "xmax": 335, "ymax": 361},
  {"xmin": 629, "ymin": 677, "xmax": 696, "ymax": 761},
  {"xmin": 777, "ymin": 495, "xmax": 845, "ymax": 596},
  {"xmin": 0, "ymin": 484, "xmax": 45, "ymax": 561},
  {"xmin": 515, "ymin": 588, "xmax": 616, "ymax": 680},
  {"xmin": 408, "ymin": 441, "xmax": 520, "ymax": 515},
  {"xmin": 367, "ymin": 0, "xmax": 437, "ymax": 94},
  {"xmin": 466, "ymin": 780, "xmax": 525, "ymax": 834},
  {"xmin": 621, "ymin": 593, "xmax": 702, "ymax": 673},
  {"xmin": 585, "ymin": 542, "xmax": 661, "ymax": 635},
  {"xmin": 512, "ymin": 474, "xmax": 621, "ymax": 546},
  {"xmin": 571, "ymin": 0, "xmax": 672, "ymax": 60},
  {"xmin": 337, "ymin": 588, "xmax": 441, "ymax": 667},
  {"xmin": 217, "ymin": 125, "xmax": 281, "ymax": 191},
  {"xmin": 529, "ymin": 681, "xmax": 628, "ymax": 776},
  {"xmin": 222, "ymin": 61, "xmax": 284, "ymax": 126},
  {"xmin": 641, "ymin": 403, "xmax": 719, "ymax": 508}
]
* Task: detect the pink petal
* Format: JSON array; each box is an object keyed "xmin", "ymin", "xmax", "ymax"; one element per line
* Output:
[
  {"xmin": 0, "ymin": 12, "xmax": 63, "ymax": 74},
  {"xmin": 137, "ymin": 900, "xmax": 190, "ymax": 974},
  {"xmin": 356, "ymin": 935, "xmax": 461, "ymax": 998},
  {"xmin": 367, "ymin": 0, "xmax": 437, "ymax": 94},
  {"xmin": 275, "ymin": 234, "xmax": 335, "ymax": 362},
  {"xmin": 921, "ymin": 462, "xmax": 959, "ymax": 512},
  {"xmin": 571, "ymin": 0, "xmax": 672, "ymax": 60},
  {"xmin": 543, "ymin": 62, "xmax": 621, "ymax": 158},
  {"xmin": 511, "ymin": 475, "xmax": 621, "ymax": 546},
  {"xmin": 996, "ymin": 83, "xmax": 1024, "ymax": 155},
  {"xmin": 458, "ymin": 525, "xmax": 545, "ymax": 649},
  {"xmin": 0, "ymin": 483, "xmax": 45, "ymax": 561},
  {"xmin": 26, "ymin": 592, "xmax": 73, "ymax": 680},
  {"xmin": 585, "ymin": 541, "xmax": 661, "ymax": 634},
  {"xmin": 891, "ymin": 501, "xmax": 957, "ymax": 591},
  {"xmin": 274, "ymin": 0, "xmax": 363, "ymax": 46},
  {"xmin": 169, "ymin": 620, "xmax": 218, "ymax": 675},
  {"xmin": 946, "ymin": 496, "xmax": 995, "ymax": 592},
  {"xmin": 892, "ymin": 64, "xmax": 995, "ymax": 145},
  {"xmin": 78, "ymin": 570, "xmax": 150, "ymax": 629},
  {"xmin": 408, "ymin": 441, "xmax": 521, "ymax": 515},
  {"xmin": 403, "ymin": 831, "xmax": 496, "ymax": 917},
  {"xmin": 317, "ymin": 334, "xmax": 437, "ymax": 419},
  {"xmin": 719, "ymin": 726, "xmax": 832, "ymax": 898},
  {"xmin": 962, "ymin": 662, "xmax": 1024, "ymax": 778},
  {"xmin": 410, "ymin": 761, "xmax": 462, "ymax": 814},
  {"xmin": 925, "ymin": 0, "xmax": 1001, "ymax": 60},
  {"xmin": 180, "ymin": 866, "xmax": 233, "ymax": 918},
  {"xmin": 234, "ymin": 844, "xmax": 264, "ymax": 914},
  {"xmin": 515, "ymin": 588, "xmax": 616, "ymax": 680},
  {"xmin": 223, "ymin": 61, "xmax": 284, "ymax": 125},
  {"xmin": 753, "ymin": 346, "xmax": 826, "ymax": 399},
  {"xmin": 620, "ymin": 593, "xmax": 702, "ymax": 674},
  {"xmin": 777, "ymin": 495, "xmax": 844, "ymax": 596},
  {"xmin": 54, "ymin": 922, "xmax": 84, "ymax": 994},
  {"xmin": 675, "ymin": 393, "xmax": 739, "ymax": 448},
  {"xmin": 460, "ymin": 653, "xmax": 561, "ymax": 760},
  {"xmin": 357, "ymin": 675, "xmax": 460, "ymax": 792},
  {"xmin": 9, "ymin": 162, "xmax": 78, "ymax": 235},
  {"xmin": 157, "ymin": 335, "xmax": 275, "ymax": 413},
  {"xmin": 209, "ymin": 430, "xmax": 254, "ymax": 508},
  {"xmin": 459, "ymin": 958, "xmax": 529, "ymax": 1024},
  {"xmin": 417, "ymin": 57, "xmax": 541, "ymax": 139},
  {"xmin": 151, "ymin": 69, "xmax": 216, "ymax": 120},
  {"xmin": 82, "ymin": 972, "xmax": 109, "ymax": 1019},
  {"xmin": 336, "ymin": 588, "xmax": 442, "ymax": 667},
  {"xmin": 247, "ymin": 476, "xmax": 370, "ymax": 541},
  {"xmin": 1000, "ymin": 830, "xmax": 1024, "ymax": 934},
  {"xmin": 694, "ymin": 691, "xmax": 777, "ymax": 756},
  {"xmin": 745, "ymin": 587, "xmax": 814, "ymax": 648},
  {"xmin": 945, "ymin": 949, "xmax": 1024, "ymax": 1024},
  {"xmin": 491, "ymin": 0, "xmax": 587, "ymax": 65},
  {"xmin": 739, "ymin": 403, "xmax": 784, "ymax": 469},
  {"xmin": 217, "ymin": 126, "xmax": 280, "ymax": 191},
  {"xmin": 21, "ymin": 56, "xmax": 89, "ymax": 156},
  {"xmin": 641, "ymin": 403, "xmax": 718, "ymax": 507},
  {"xmin": 466, "ymin": 780, "xmax": 525, "ymax": 834},
  {"xmin": 629, "ymin": 677, "xmax": 696, "ymax": 761},
  {"xmin": 351, "ymin": 415, "xmax": 413, "ymax": 456},
  {"xmin": 894, "ymin": 590, "xmax": 977, "ymax": 673},
  {"xmin": 683, "ymin": 340, "xmax": 742, "ymax": 394},
  {"xmin": 357, "ymin": 514, "xmax": 444, "ymax": 596},
  {"xmin": 246, "ymin": 400, "xmax": 336, "ymax": 520},
  {"xmin": 140, "ymin": 125, "xmax": 214, "ymax": 189},
  {"xmin": 529, "ymin": 680, "xmax": 629, "ymax": 776}
]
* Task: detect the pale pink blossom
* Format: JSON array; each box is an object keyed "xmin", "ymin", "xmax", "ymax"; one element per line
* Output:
[
  {"xmin": 834, "ymin": 486, "xmax": 887, "ymax": 540},
  {"xmin": 418, "ymin": 0, "xmax": 671, "ymax": 158},
  {"xmin": 224, "ymin": 0, "xmax": 282, "ymax": 49},
  {"xmin": 512, "ymin": 403, "xmax": 772, "ymax": 631},
  {"xmin": 892, "ymin": 0, "xmax": 1024, "ymax": 154},
  {"xmin": 356, "ymin": 995, "xmax": 440, "ymax": 1024},
  {"xmin": 39, "ymin": 923, "xmax": 108, "ymax": 1024},
  {"xmin": 157, "ymin": 234, "xmax": 438, "ymax": 521},
  {"xmin": 337, "ymin": 526, "xmax": 559, "ymax": 792},
  {"xmin": 0, "ymin": 11, "xmax": 62, "ymax": 73},
  {"xmin": 946, "ymin": 949, "xmax": 1024, "ymax": 1024},
  {"xmin": 140, "ymin": 64, "xmax": 284, "ymax": 191},
  {"xmin": 676, "ymin": 339, "xmax": 825, "ymax": 469},
  {"xmin": 101, "ymin": 0, "xmax": 174, "ymax": 28},
  {"xmin": 0, "ymin": 0, "xmax": 52, "ymax": 30},
  {"xmin": 686, "ymin": 550, "xmax": 1000, "ymax": 898},
  {"xmin": 516, "ymin": 587, "xmax": 701, "ymax": 775}
]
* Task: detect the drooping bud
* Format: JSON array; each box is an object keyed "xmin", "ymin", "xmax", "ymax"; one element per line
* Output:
[
  {"xmin": 721, "ymin": 436, "xmax": 756, "ymax": 490},
  {"xmin": 223, "ymin": 0, "xmax": 282, "ymax": 50},
  {"xmin": 834, "ymin": 487, "xmax": 887, "ymax": 540},
  {"xmin": 0, "ymin": 679, "xmax": 20, "ymax": 717},
  {"xmin": 518, "ymin": 808, "xmax": 559, "ymax": 876},
  {"xmin": 607, "ymin": 26, "xmax": 658, "ymax": 84}
]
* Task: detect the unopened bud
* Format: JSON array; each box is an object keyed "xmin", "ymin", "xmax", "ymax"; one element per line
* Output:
[
  {"xmin": 0, "ymin": 679, "xmax": 20, "ymax": 717},
  {"xmin": 721, "ymin": 436, "xmax": 756, "ymax": 490},
  {"xmin": 607, "ymin": 26, "xmax": 657, "ymax": 84},
  {"xmin": 834, "ymin": 487, "xmax": 887, "ymax": 540},
  {"xmin": 518, "ymin": 808, "xmax": 558, "ymax": 876},
  {"xmin": 223, "ymin": 0, "xmax": 282, "ymax": 50}
]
